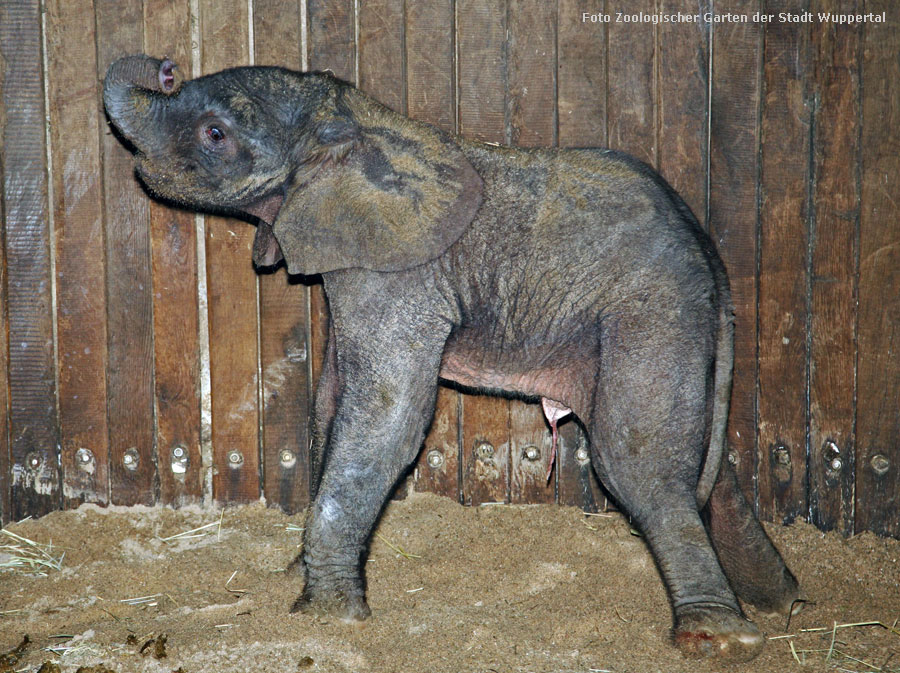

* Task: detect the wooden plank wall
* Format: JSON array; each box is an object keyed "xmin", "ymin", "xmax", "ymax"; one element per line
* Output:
[{"xmin": 1, "ymin": 1, "xmax": 898, "ymax": 538}]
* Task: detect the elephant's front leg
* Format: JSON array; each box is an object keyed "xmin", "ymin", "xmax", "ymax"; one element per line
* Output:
[{"xmin": 291, "ymin": 315, "xmax": 449, "ymax": 620}]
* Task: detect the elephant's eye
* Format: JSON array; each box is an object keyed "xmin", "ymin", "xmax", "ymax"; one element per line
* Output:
[{"xmin": 206, "ymin": 126, "xmax": 226, "ymax": 143}]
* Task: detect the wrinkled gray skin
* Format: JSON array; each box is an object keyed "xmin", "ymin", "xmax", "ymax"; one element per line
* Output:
[{"xmin": 104, "ymin": 55, "xmax": 801, "ymax": 661}]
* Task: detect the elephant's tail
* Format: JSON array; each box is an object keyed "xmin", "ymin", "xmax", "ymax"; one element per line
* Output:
[{"xmin": 695, "ymin": 250, "xmax": 735, "ymax": 508}]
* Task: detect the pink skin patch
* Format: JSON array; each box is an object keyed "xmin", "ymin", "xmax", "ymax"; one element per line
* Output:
[
  {"xmin": 159, "ymin": 59, "xmax": 177, "ymax": 92},
  {"xmin": 540, "ymin": 397, "xmax": 572, "ymax": 482}
]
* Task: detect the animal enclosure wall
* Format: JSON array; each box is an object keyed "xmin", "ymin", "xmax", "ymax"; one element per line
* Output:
[{"xmin": 1, "ymin": 0, "xmax": 898, "ymax": 538}]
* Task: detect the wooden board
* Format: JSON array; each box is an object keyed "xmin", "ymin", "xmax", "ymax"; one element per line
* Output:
[
  {"xmin": 507, "ymin": 0, "xmax": 557, "ymax": 504},
  {"xmin": 606, "ymin": 0, "xmax": 657, "ymax": 165},
  {"xmin": 200, "ymin": 0, "xmax": 261, "ymax": 505},
  {"xmin": 45, "ymin": 0, "xmax": 109, "ymax": 509},
  {"xmin": 708, "ymin": 0, "xmax": 763, "ymax": 503},
  {"xmin": 95, "ymin": 0, "xmax": 157, "ymax": 506},
  {"xmin": 406, "ymin": 0, "xmax": 461, "ymax": 501},
  {"xmin": 0, "ymin": 177, "xmax": 7, "ymax": 523},
  {"xmin": 856, "ymin": 0, "xmax": 900, "ymax": 538},
  {"xmin": 144, "ymin": 0, "xmax": 203, "ymax": 506},
  {"xmin": 807, "ymin": 0, "xmax": 860, "ymax": 535},
  {"xmin": 1, "ymin": 0, "xmax": 61, "ymax": 520},
  {"xmin": 457, "ymin": 0, "xmax": 511, "ymax": 505},
  {"xmin": 756, "ymin": 0, "xmax": 811, "ymax": 524},
  {"xmin": 254, "ymin": 0, "xmax": 312, "ymax": 514},
  {"xmin": 557, "ymin": 0, "xmax": 607, "ymax": 149},
  {"xmin": 658, "ymin": 0, "xmax": 710, "ymax": 227}
]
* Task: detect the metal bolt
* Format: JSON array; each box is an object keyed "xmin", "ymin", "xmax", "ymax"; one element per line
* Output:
[
  {"xmin": 830, "ymin": 457, "xmax": 843, "ymax": 472},
  {"xmin": 523, "ymin": 445, "xmax": 540, "ymax": 462},
  {"xmin": 123, "ymin": 448, "xmax": 140, "ymax": 471},
  {"xmin": 871, "ymin": 454, "xmax": 890, "ymax": 476},
  {"xmin": 228, "ymin": 450, "xmax": 244, "ymax": 467},
  {"xmin": 575, "ymin": 447, "xmax": 590, "ymax": 463},
  {"xmin": 474, "ymin": 441, "xmax": 494, "ymax": 460},
  {"xmin": 26, "ymin": 452, "xmax": 42, "ymax": 470},
  {"xmin": 426, "ymin": 449, "xmax": 444, "ymax": 469},
  {"xmin": 171, "ymin": 446, "xmax": 188, "ymax": 475},
  {"xmin": 77, "ymin": 448, "xmax": 92, "ymax": 463},
  {"xmin": 727, "ymin": 452, "xmax": 738, "ymax": 465},
  {"xmin": 773, "ymin": 444, "xmax": 791, "ymax": 466},
  {"xmin": 279, "ymin": 449, "xmax": 297, "ymax": 469}
]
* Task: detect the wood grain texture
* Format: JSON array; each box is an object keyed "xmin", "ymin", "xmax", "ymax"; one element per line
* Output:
[
  {"xmin": 557, "ymin": 0, "xmax": 607, "ymax": 149},
  {"xmin": 658, "ymin": 0, "xmax": 710, "ymax": 227},
  {"xmin": 457, "ymin": 0, "xmax": 511, "ymax": 505},
  {"xmin": 457, "ymin": 0, "xmax": 507, "ymax": 142},
  {"xmin": 808, "ymin": 0, "xmax": 860, "ymax": 535},
  {"xmin": 308, "ymin": 0, "xmax": 356, "ymax": 81},
  {"xmin": 144, "ymin": 0, "xmax": 203, "ymax": 506},
  {"xmin": 757, "ymin": 0, "xmax": 811, "ymax": 524},
  {"xmin": 201, "ymin": 0, "xmax": 260, "ymax": 504},
  {"xmin": 47, "ymin": 0, "xmax": 110, "ymax": 509},
  {"xmin": 96, "ymin": 0, "xmax": 157, "ymax": 506},
  {"xmin": 507, "ymin": 0, "xmax": 556, "ymax": 504},
  {"xmin": 606, "ymin": 0, "xmax": 657, "ymax": 165},
  {"xmin": 358, "ymin": 0, "xmax": 405, "ymax": 114},
  {"xmin": 1, "ymin": 0, "xmax": 61, "ymax": 519},
  {"xmin": 406, "ymin": 0, "xmax": 461, "ymax": 500},
  {"xmin": 406, "ymin": 0, "xmax": 455, "ymax": 133},
  {"xmin": 708, "ymin": 0, "xmax": 762, "ymax": 503},
  {"xmin": 856, "ymin": 0, "xmax": 900, "ymax": 537},
  {"xmin": 0, "ymin": 172, "xmax": 7, "ymax": 523}
]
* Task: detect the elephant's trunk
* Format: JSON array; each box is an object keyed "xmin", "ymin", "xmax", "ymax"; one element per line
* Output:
[{"xmin": 103, "ymin": 55, "xmax": 182, "ymax": 148}]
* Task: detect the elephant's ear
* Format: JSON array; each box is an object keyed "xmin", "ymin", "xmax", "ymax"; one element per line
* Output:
[{"xmin": 272, "ymin": 104, "xmax": 483, "ymax": 275}]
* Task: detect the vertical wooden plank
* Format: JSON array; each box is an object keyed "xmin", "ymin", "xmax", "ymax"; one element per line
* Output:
[
  {"xmin": 200, "ymin": 0, "xmax": 260, "ymax": 504},
  {"xmin": 308, "ymin": 0, "xmax": 356, "ymax": 81},
  {"xmin": 556, "ymin": 0, "xmax": 607, "ymax": 510},
  {"xmin": 95, "ymin": 0, "xmax": 157, "ymax": 506},
  {"xmin": 254, "ymin": 0, "xmax": 312, "ymax": 513},
  {"xmin": 406, "ymin": 0, "xmax": 455, "ymax": 133},
  {"xmin": 606, "ymin": 0, "xmax": 657, "ymax": 165},
  {"xmin": 658, "ymin": 0, "xmax": 710, "ymax": 227},
  {"xmin": 756, "ymin": 0, "xmax": 812, "ymax": 524},
  {"xmin": 46, "ymin": 0, "xmax": 110, "ymax": 508},
  {"xmin": 708, "ymin": 0, "xmax": 762, "ymax": 502},
  {"xmin": 808, "ymin": 0, "xmax": 860, "ymax": 535},
  {"xmin": 358, "ymin": 0, "xmax": 405, "ymax": 113},
  {"xmin": 857, "ymin": 0, "xmax": 900, "ymax": 537},
  {"xmin": 457, "ymin": 0, "xmax": 511, "ymax": 505},
  {"xmin": 507, "ymin": 0, "xmax": 557, "ymax": 504},
  {"xmin": 406, "ymin": 0, "xmax": 461, "ymax": 501},
  {"xmin": 307, "ymin": 0, "xmax": 355, "ymax": 497},
  {"xmin": 0, "ymin": 190, "xmax": 8, "ymax": 522},
  {"xmin": 144, "ymin": 0, "xmax": 203, "ymax": 506},
  {"xmin": 0, "ymin": 0, "xmax": 61, "ymax": 519},
  {"xmin": 457, "ymin": 0, "xmax": 507, "ymax": 142},
  {"xmin": 557, "ymin": 0, "xmax": 607, "ymax": 148}
]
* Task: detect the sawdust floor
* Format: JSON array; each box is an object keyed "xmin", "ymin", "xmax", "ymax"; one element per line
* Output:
[{"xmin": 1, "ymin": 492, "xmax": 899, "ymax": 673}]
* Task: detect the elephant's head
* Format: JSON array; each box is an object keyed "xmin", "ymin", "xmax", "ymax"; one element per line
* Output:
[{"xmin": 103, "ymin": 55, "xmax": 483, "ymax": 274}]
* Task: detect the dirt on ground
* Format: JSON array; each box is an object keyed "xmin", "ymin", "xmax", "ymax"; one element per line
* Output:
[{"xmin": 1, "ymin": 492, "xmax": 898, "ymax": 673}]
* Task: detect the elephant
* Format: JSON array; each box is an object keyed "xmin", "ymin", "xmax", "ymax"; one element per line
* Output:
[{"xmin": 103, "ymin": 54, "xmax": 802, "ymax": 661}]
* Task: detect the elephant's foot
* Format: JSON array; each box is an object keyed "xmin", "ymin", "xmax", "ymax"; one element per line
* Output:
[
  {"xmin": 673, "ymin": 604, "xmax": 764, "ymax": 662},
  {"xmin": 288, "ymin": 557, "xmax": 370, "ymax": 622},
  {"xmin": 290, "ymin": 585, "xmax": 371, "ymax": 622}
]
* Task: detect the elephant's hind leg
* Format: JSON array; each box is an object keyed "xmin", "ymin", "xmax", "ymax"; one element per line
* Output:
[{"xmin": 704, "ymin": 460, "xmax": 802, "ymax": 617}]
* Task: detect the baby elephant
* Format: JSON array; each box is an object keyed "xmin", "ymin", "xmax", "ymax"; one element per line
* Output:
[{"xmin": 104, "ymin": 55, "xmax": 801, "ymax": 661}]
